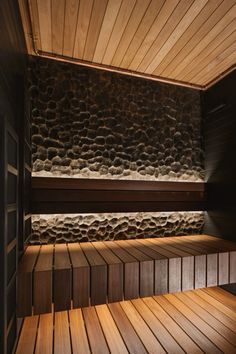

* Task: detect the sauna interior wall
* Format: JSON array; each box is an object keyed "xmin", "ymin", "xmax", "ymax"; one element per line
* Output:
[
  {"xmin": 29, "ymin": 56, "xmax": 204, "ymax": 182},
  {"xmin": 0, "ymin": 1, "xmax": 31, "ymax": 353},
  {"xmin": 28, "ymin": 56, "xmax": 205, "ymax": 243},
  {"xmin": 204, "ymin": 69, "xmax": 236, "ymax": 242}
]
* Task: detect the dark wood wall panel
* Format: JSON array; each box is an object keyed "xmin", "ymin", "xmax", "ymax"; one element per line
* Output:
[
  {"xmin": 32, "ymin": 177, "xmax": 205, "ymax": 214},
  {"xmin": 0, "ymin": 1, "xmax": 28, "ymax": 353},
  {"xmin": 203, "ymin": 69, "xmax": 236, "ymax": 242}
]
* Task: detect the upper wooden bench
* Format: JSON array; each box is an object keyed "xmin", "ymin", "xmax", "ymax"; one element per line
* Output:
[{"xmin": 17, "ymin": 234, "xmax": 236, "ymax": 317}]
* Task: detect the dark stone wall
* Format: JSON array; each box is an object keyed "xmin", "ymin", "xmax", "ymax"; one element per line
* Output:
[
  {"xmin": 29, "ymin": 57, "xmax": 204, "ymax": 181},
  {"xmin": 30, "ymin": 212, "xmax": 204, "ymax": 244},
  {"xmin": 203, "ymin": 69, "xmax": 236, "ymax": 242}
]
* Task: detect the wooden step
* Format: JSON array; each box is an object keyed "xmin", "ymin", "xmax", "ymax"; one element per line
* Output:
[
  {"xmin": 17, "ymin": 235, "xmax": 236, "ymax": 317},
  {"xmin": 16, "ymin": 287, "xmax": 236, "ymax": 354}
]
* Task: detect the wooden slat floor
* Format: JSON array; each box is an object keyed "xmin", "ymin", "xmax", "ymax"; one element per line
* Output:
[
  {"xmin": 16, "ymin": 287, "xmax": 236, "ymax": 354},
  {"xmin": 17, "ymin": 234, "xmax": 236, "ymax": 317}
]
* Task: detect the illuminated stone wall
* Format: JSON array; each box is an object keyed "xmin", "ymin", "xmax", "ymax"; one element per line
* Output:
[
  {"xmin": 29, "ymin": 57, "xmax": 204, "ymax": 181},
  {"xmin": 30, "ymin": 212, "xmax": 204, "ymax": 244}
]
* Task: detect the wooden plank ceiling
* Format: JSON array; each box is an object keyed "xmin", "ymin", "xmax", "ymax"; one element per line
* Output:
[{"xmin": 19, "ymin": 0, "xmax": 236, "ymax": 89}]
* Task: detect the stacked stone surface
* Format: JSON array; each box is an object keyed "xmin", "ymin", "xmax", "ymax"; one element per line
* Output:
[
  {"xmin": 30, "ymin": 212, "xmax": 204, "ymax": 244},
  {"xmin": 29, "ymin": 57, "xmax": 204, "ymax": 181}
]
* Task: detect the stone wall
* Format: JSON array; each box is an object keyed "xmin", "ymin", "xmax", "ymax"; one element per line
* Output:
[
  {"xmin": 29, "ymin": 57, "xmax": 204, "ymax": 181},
  {"xmin": 30, "ymin": 212, "xmax": 204, "ymax": 244}
]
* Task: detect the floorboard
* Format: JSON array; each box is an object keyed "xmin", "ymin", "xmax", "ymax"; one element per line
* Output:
[{"xmin": 16, "ymin": 287, "xmax": 236, "ymax": 354}]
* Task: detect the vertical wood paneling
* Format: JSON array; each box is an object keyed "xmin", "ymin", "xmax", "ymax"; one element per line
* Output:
[
  {"xmin": 34, "ymin": 245, "xmax": 53, "ymax": 315},
  {"xmin": 204, "ymin": 70, "xmax": 236, "ymax": 243},
  {"xmin": 0, "ymin": 2, "xmax": 28, "ymax": 351},
  {"xmin": 54, "ymin": 244, "xmax": 71, "ymax": 311}
]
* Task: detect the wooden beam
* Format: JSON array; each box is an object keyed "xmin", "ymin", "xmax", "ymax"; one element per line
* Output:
[{"xmin": 31, "ymin": 177, "xmax": 206, "ymax": 214}]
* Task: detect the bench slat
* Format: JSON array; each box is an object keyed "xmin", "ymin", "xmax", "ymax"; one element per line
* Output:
[
  {"xmin": 17, "ymin": 246, "xmax": 40, "ymax": 317},
  {"xmin": 136, "ymin": 239, "xmax": 168, "ymax": 295},
  {"xmin": 117, "ymin": 240, "xmax": 154, "ymax": 297},
  {"xmin": 54, "ymin": 244, "xmax": 71, "ymax": 311},
  {"xmin": 104, "ymin": 241, "xmax": 139, "ymax": 300},
  {"xmin": 68, "ymin": 243, "xmax": 90, "ymax": 308},
  {"xmin": 92, "ymin": 242, "xmax": 123, "ymax": 303},
  {"xmin": 80, "ymin": 242, "xmax": 107, "ymax": 305},
  {"xmin": 34, "ymin": 245, "xmax": 54, "ymax": 314}
]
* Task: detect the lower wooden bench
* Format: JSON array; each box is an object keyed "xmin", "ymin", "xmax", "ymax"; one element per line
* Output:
[{"xmin": 17, "ymin": 234, "xmax": 236, "ymax": 317}]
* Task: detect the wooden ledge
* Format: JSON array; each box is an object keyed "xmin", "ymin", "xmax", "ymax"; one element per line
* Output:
[{"xmin": 31, "ymin": 177, "xmax": 206, "ymax": 213}]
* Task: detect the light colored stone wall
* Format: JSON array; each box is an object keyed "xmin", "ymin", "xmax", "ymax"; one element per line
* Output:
[{"xmin": 30, "ymin": 212, "xmax": 204, "ymax": 244}]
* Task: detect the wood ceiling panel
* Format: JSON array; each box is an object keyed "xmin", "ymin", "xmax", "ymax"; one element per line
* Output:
[
  {"xmin": 111, "ymin": 0, "xmax": 151, "ymax": 67},
  {"xmin": 159, "ymin": 0, "xmax": 235, "ymax": 78},
  {"xmin": 83, "ymin": 0, "xmax": 108, "ymax": 61},
  {"xmin": 51, "ymin": 0, "xmax": 65, "ymax": 55},
  {"xmin": 172, "ymin": 3, "xmax": 236, "ymax": 80},
  {"xmin": 194, "ymin": 42, "xmax": 236, "ymax": 85},
  {"xmin": 28, "ymin": 0, "xmax": 42, "ymax": 52},
  {"xmin": 19, "ymin": 0, "xmax": 236, "ymax": 89},
  {"xmin": 63, "ymin": 0, "xmax": 80, "ymax": 57},
  {"xmin": 183, "ymin": 24, "xmax": 236, "ymax": 82},
  {"xmin": 93, "ymin": 0, "xmax": 123, "ymax": 63},
  {"xmin": 144, "ymin": 0, "xmax": 208, "ymax": 74},
  {"xmin": 152, "ymin": 0, "xmax": 223, "ymax": 76},
  {"xmin": 137, "ymin": 0, "xmax": 197, "ymax": 72},
  {"xmin": 102, "ymin": 0, "xmax": 136, "ymax": 65},
  {"xmin": 128, "ymin": 0, "xmax": 180, "ymax": 71},
  {"xmin": 36, "ymin": 0, "xmax": 52, "ymax": 52},
  {"xmin": 119, "ymin": 0, "xmax": 164, "ymax": 69},
  {"xmin": 73, "ymin": 0, "xmax": 93, "ymax": 58}
]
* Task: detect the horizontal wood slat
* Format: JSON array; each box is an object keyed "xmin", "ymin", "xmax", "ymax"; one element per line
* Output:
[
  {"xmin": 17, "ymin": 235, "xmax": 236, "ymax": 316},
  {"xmin": 16, "ymin": 287, "xmax": 236, "ymax": 354},
  {"xmin": 32, "ymin": 177, "xmax": 205, "ymax": 191},
  {"xmin": 31, "ymin": 177, "xmax": 206, "ymax": 213}
]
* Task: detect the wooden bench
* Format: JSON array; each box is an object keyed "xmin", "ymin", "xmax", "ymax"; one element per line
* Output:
[{"xmin": 17, "ymin": 234, "xmax": 236, "ymax": 317}]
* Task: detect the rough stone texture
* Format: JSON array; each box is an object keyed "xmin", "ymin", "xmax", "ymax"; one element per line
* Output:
[
  {"xmin": 30, "ymin": 212, "xmax": 204, "ymax": 244},
  {"xmin": 29, "ymin": 57, "xmax": 204, "ymax": 181}
]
